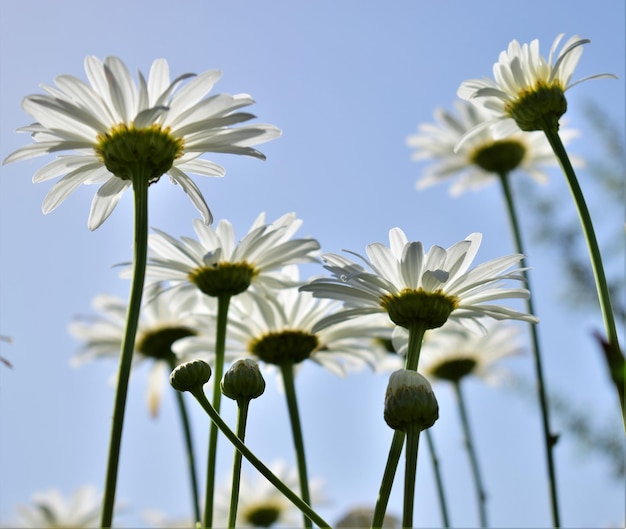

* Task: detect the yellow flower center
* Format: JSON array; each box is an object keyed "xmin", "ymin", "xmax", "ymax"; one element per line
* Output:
[
  {"xmin": 242, "ymin": 502, "xmax": 283, "ymax": 527},
  {"xmin": 188, "ymin": 262, "xmax": 257, "ymax": 297},
  {"xmin": 380, "ymin": 288, "xmax": 458, "ymax": 330},
  {"xmin": 95, "ymin": 123, "xmax": 184, "ymax": 183},
  {"xmin": 135, "ymin": 326, "xmax": 197, "ymax": 360},
  {"xmin": 430, "ymin": 357, "xmax": 477, "ymax": 382},
  {"xmin": 469, "ymin": 139, "xmax": 526, "ymax": 174},
  {"xmin": 249, "ymin": 330, "xmax": 319, "ymax": 365},
  {"xmin": 504, "ymin": 81, "xmax": 567, "ymax": 133}
]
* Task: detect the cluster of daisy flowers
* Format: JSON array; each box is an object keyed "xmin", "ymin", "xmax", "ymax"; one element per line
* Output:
[{"xmin": 2, "ymin": 30, "xmax": 620, "ymax": 528}]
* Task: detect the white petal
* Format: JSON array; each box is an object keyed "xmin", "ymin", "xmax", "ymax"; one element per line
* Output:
[{"xmin": 88, "ymin": 177, "xmax": 130, "ymax": 230}]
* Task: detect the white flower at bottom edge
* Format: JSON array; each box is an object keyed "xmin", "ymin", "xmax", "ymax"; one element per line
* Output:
[
  {"xmin": 69, "ymin": 282, "xmax": 209, "ymax": 416},
  {"xmin": 3, "ymin": 56, "xmax": 280, "ymax": 229},
  {"xmin": 9, "ymin": 485, "xmax": 106, "ymax": 528}
]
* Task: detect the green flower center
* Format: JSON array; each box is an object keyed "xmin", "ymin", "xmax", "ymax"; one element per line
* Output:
[
  {"xmin": 243, "ymin": 503, "xmax": 282, "ymax": 527},
  {"xmin": 380, "ymin": 288, "xmax": 458, "ymax": 330},
  {"xmin": 504, "ymin": 81, "xmax": 567, "ymax": 133},
  {"xmin": 95, "ymin": 123, "xmax": 184, "ymax": 183},
  {"xmin": 470, "ymin": 140, "xmax": 526, "ymax": 174},
  {"xmin": 136, "ymin": 326, "xmax": 197, "ymax": 361},
  {"xmin": 188, "ymin": 262, "xmax": 257, "ymax": 297},
  {"xmin": 431, "ymin": 357, "xmax": 477, "ymax": 382},
  {"xmin": 249, "ymin": 330, "xmax": 319, "ymax": 365}
]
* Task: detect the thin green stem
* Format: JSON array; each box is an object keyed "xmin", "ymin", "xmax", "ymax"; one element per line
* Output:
[
  {"xmin": 453, "ymin": 381, "xmax": 488, "ymax": 528},
  {"xmin": 188, "ymin": 386, "xmax": 331, "ymax": 528},
  {"xmin": 371, "ymin": 322, "xmax": 428, "ymax": 528},
  {"xmin": 227, "ymin": 399, "xmax": 250, "ymax": 529},
  {"xmin": 371, "ymin": 430, "xmax": 406, "ymax": 529},
  {"xmin": 499, "ymin": 171, "xmax": 561, "ymax": 527},
  {"xmin": 424, "ymin": 429, "xmax": 450, "ymax": 528},
  {"xmin": 169, "ymin": 358, "xmax": 201, "ymax": 525},
  {"xmin": 402, "ymin": 426, "xmax": 421, "ymax": 529},
  {"xmin": 279, "ymin": 362, "xmax": 312, "ymax": 529},
  {"xmin": 100, "ymin": 176, "xmax": 149, "ymax": 528},
  {"xmin": 541, "ymin": 123, "xmax": 623, "ymax": 424},
  {"xmin": 203, "ymin": 294, "xmax": 231, "ymax": 528}
]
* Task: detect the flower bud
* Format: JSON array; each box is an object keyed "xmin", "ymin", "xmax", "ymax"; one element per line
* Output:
[
  {"xmin": 221, "ymin": 358, "xmax": 266, "ymax": 401},
  {"xmin": 384, "ymin": 369, "xmax": 439, "ymax": 432},
  {"xmin": 169, "ymin": 359, "xmax": 212, "ymax": 392}
]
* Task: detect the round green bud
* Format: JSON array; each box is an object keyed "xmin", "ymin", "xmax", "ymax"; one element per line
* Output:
[
  {"xmin": 384, "ymin": 369, "xmax": 439, "ymax": 432},
  {"xmin": 169, "ymin": 359, "xmax": 212, "ymax": 392},
  {"xmin": 221, "ymin": 358, "xmax": 266, "ymax": 401}
]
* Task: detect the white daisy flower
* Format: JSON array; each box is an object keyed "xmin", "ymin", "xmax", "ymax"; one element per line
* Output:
[
  {"xmin": 10, "ymin": 485, "xmax": 104, "ymax": 528},
  {"xmin": 69, "ymin": 283, "xmax": 206, "ymax": 416},
  {"xmin": 213, "ymin": 460, "xmax": 326, "ymax": 528},
  {"xmin": 300, "ymin": 229, "xmax": 538, "ymax": 332},
  {"xmin": 3, "ymin": 56, "xmax": 281, "ymax": 229},
  {"xmin": 406, "ymin": 100, "xmax": 581, "ymax": 195},
  {"xmin": 457, "ymin": 34, "xmax": 616, "ymax": 144},
  {"xmin": 392, "ymin": 319, "xmax": 524, "ymax": 385},
  {"xmin": 176, "ymin": 268, "xmax": 392, "ymax": 376},
  {"xmin": 139, "ymin": 212, "xmax": 320, "ymax": 299}
]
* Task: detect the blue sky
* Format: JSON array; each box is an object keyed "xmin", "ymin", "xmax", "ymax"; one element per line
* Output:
[{"xmin": 1, "ymin": 1, "xmax": 624, "ymax": 527}]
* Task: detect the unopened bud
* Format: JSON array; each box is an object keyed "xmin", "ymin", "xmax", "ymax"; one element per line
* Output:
[
  {"xmin": 170, "ymin": 359, "xmax": 212, "ymax": 392},
  {"xmin": 221, "ymin": 359, "xmax": 266, "ymax": 401},
  {"xmin": 384, "ymin": 369, "xmax": 439, "ymax": 432}
]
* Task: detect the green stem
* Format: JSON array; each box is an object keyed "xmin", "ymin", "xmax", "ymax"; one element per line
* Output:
[
  {"xmin": 100, "ymin": 176, "xmax": 149, "ymax": 528},
  {"xmin": 424, "ymin": 429, "xmax": 450, "ymax": 528},
  {"xmin": 453, "ymin": 381, "xmax": 488, "ymax": 527},
  {"xmin": 402, "ymin": 425, "xmax": 421, "ymax": 529},
  {"xmin": 371, "ymin": 430, "xmax": 406, "ymax": 529},
  {"xmin": 188, "ymin": 386, "xmax": 331, "ymax": 528},
  {"xmin": 499, "ymin": 171, "xmax": 561, "ymax": 527},
  {"xmin": 541, "ymin": 123, "xmax": 623, "ymax": 424},
  {"xmin": 203, "ymin": 294, "xmax": 231, "ymax": 528},
  {"xmin": 279, "ymin": 362, "xmax": 312, "ymax": 529},
  {"xmin": 227, "ymin": 399, "xmax": 250, "ymax": 529},
  {"xmin": 371, "ymin": 322, "xmax": 427, "ymax": 528},
  {"xmin": 170, "ymin": 358, "xmax": 201, "ymax": 525}
]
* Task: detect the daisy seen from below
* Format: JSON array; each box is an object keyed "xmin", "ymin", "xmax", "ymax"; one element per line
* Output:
[
  {"xmin": 392, "ymin": 319, "xmax": 524, "ymax": 385},
  {"xmin": 3, "ymin": 55, "xmax": 281, "ymax": 230},
  {"xmin": 301, "ymin": 228, "xmax": 537, "ymax": 347},
  {"xmin": 406, "ymin": 100, "xmax": 581, "ymax": 195},
  {"xmin": 213, "ymin": 460, "xmax": 326, "ymax": 528},
  {"xmin": 9, "ymin": 485, "xmax": 105, "ymax": 528},
  {"xmin": 70, "ymin": 282, "xmax": 205, "ymax": 416},
  {"xmin": 140, "ymin": 212, "xmax": 321, "ymax": 300},
  {"xmin": 457, "ymin": 33, "xmax": 616, "ymax": 140}
]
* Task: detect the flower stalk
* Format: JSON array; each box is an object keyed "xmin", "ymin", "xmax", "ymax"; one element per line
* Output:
[
  {"xmin": 227, "ymin": 398, "xmax": 250, "ymax": 529},
  {"xmin": 540, "ymin": 122, "xmax": 624, "ymax": 425},
  {"xmin": 203, "ymin": 293, "xmax": 232, "ymax": 528},
  {"xmin": 279, "ymin": 362, "xmax": 313, "ymax": 529},
  {"xmin": 424, "ymin": 429, "xmax": 451, "ymax": 528},
  {"xmin": 499, "ymin": 171, "xmax": 561, "ymax": 527},
  {"xmin": 100, "ymin": 174, "xmax": 150, "ymax": 528}
]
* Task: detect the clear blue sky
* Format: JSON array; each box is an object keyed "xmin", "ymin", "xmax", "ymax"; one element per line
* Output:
[{"xmin": 1, "ymin": 1, "xmax": 624, "ymax": 527}]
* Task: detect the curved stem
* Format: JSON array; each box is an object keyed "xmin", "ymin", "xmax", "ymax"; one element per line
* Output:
[
  {"xmin": 424, "ymin": 429, "xmax": 450, "ymax": 528},
  {"xmin": 100, "ymin": 176, "xmax": 149, "ymax": 528},
  {"xmin": 279, "ymin": 362, "xmax": 312, "ymax": 529},
  {"xmin": 541, "ymin": 124, "xmax": 623, "ymax": 425},
  {"xmin": 372, "ymin": 322, "xmax": 428, "ymax": 528},
  {"xmin": 169, "ymin": 358, "xmax": 201, "ymax": 525},
  {"xmin": 453, "ymin": 381, "xmax": 488, "ymax": 527},
  {"xmin": 203, "ymin": 294, "xmax": 231, "ymax": 528},
  {"xmin": 188, "ymin": 386, "xmax": 331, "ymax": 528},
  {"xmin": 499, "ymin": 171, "xmax": 561, "ymax": 527},
  {"xmin": 402, "ymin": 426, "xmax": 421, "ymax": 529},
  {"xmin": 227, "ymin": 399, "xmax": 250, "ymax": 529}
]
